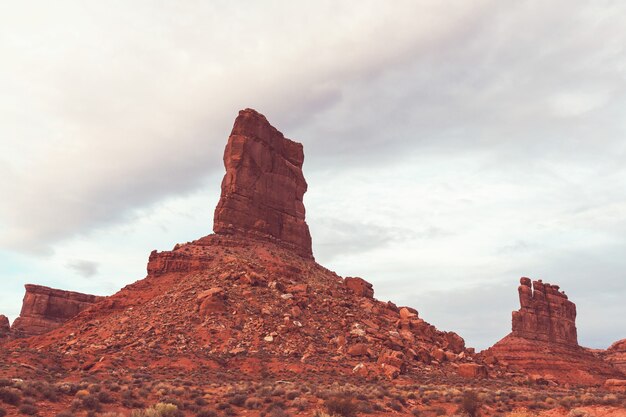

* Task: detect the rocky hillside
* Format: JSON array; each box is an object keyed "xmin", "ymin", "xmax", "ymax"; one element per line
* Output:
[{"xmin": 4, "ymin": 109, "xmax": 475, "ymax": 384}]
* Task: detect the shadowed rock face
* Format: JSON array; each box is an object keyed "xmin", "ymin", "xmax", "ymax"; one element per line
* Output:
[
  {"xmin": 11, "ymin": 284, "xmax": 103, "ymax": 337},
  {"xmin": 0, "ymin": 315, "xmax": 10, "ymax": 338},
  {"xmin": 213, "ymin": 109, "xmax": 313, "ymax": 258},
  {"xmin": 512, "ymin": 277, "xmax": 577, "ymax": 346}
]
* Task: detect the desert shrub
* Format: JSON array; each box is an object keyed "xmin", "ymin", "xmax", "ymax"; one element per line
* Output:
[
  {"xmin": 0, "ymin": 407, "xmax": 6, "ymax": 417},
  {"xmin": 387, "ymin": 400, "xmax": 403, "ymax": 411},
  {"xmin": 411, "ymin": 409, "xmax": 421, "ymax": 417},
  {"xmin": 313, "ymin": 412, "xmax": 333, "ymax": 417},
  {"xmin": 19, "ymin": 404, "xmax": 38, "ymax": 415},
  {"xmin": 602, "ymin": 394, "xmax": 619, "ymax": 405},
  {"xmin": 568, "ymin": 410, "xmax": 591, "ymax": 417},
  {"xmin": 55, "ymin": 412, "xmax": 75, "ymax": 417},
  {"xmin": 98, "ymin": 390, "xmax": 115, "ymax": 404},
  {"xmin": 131, "ymin": 403, "xmax": 182, "ymax": 417},
  {"xmin": 427, "ymin": 406, "xmax": 446, "ymax": 416},
  {"xmin": 79, "ymin": 394, "xmax": 101, "ymax": 411},
  {"xmin": 324, "ymin": 394, "xmax": 359, "ymax": 417},
  {"xmin": 461, "ymin": 391, "xmax": 480, "ymax": 417},
  {"xmin": 245, "ymin": 397, "xmax": 263, "ymax": 409},
  {"xmin": 0, "ymin": 380, "xmax": 12, "ymax": 388},
  {"xmin": 195, "ymin": 410, "xmax": 217, "ymax": 417},
  {"xmin": 272, "ymin": 388, "xmax": 286, "ymax": 397},
  {"xmin": 159, "ymin": 398, "xmax": 183, "ymax": 410},
  {"xmin": 268, "ymin": 407, "xmax": 291, "ymax": 417},
  {"xmin": 228, "ymin": 394, "xmax": 247, "ymax": 407},
  {"xmin": 0, "ymin": 387, "xmax": 21, "ymax": 405}
]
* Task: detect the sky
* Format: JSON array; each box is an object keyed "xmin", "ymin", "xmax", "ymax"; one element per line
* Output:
[{"xmin": 1, "ymin": 1, "xmax": 625, "ymax": 350}]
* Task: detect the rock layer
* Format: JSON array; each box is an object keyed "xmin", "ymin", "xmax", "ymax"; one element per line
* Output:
[
  {"xmin": 213, "ymin": 109, "xmax": 313, "ymax": 258},
  {"xmin": 11, "ymin": 284, "xmax": 103, "ymax": 337},
  {"xmin": 512, "ymin": 277, "xmax": 577, "ymax": 346}
]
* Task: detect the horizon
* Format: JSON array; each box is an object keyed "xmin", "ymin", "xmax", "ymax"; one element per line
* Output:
[{"xmin": 1, "ymin": 1, "xmax": 625, "ymax": 351}]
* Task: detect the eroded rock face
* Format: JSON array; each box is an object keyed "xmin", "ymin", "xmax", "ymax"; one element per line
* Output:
[
  {"xmin": 11, "ymin": 284, "xmax": 103, "ymax": 337},
  {"xmin": 213, "ymin": 109, "xmax": 313, "ymax": 258},
  {"xmin": 0, "ymin": 315, "xmax": 10, "ymax": 338},
  {"xmin": 604, "ymin": 339, "xmax": 626, "ymax": 375},
  {"xmin": 512, "ymin": 277, "xmax": 577, "ymax": 346},
  {"xmin": 485, "ymin": 277, "xmax": 622, "ymax": 384}
]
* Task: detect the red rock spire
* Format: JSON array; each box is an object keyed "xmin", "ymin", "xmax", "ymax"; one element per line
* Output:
[
  {"xmin": 213, "ymin": 109, "xmax": 313, "ymax": 258},
  {"xmin": 511, "ymin": 277, "xmax": 578, "ymax": 346}
]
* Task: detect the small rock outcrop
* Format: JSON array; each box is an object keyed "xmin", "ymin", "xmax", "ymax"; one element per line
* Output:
[
  {"xmin": 512, "ymin": 277, "xmax": 577, "ymax": 345},
  {"xmin": 0, "ymin": 315, "xmax": 10, "ymax": 338},
  {"xmin": 485, "ymin": 277, "xmax": 622, "ymax": 384},
  {"xmin": 603, "ymin": 339, "xmax": 626, "ymax": 375},
  {"xmin": 11, "ymin": 284, "xmax": 103, "ymax": 337},
  {"xmin": 213, "ymin": 109, "xmax": 313, "ymax": 258}
]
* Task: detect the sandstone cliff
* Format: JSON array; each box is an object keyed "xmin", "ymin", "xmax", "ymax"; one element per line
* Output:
[
  {"xmin": 213, "ymin": 109, "xmax": 313, "ymax": 258},
  {"xmin": 11, "ymin": 284, "xmax": 103, "ymax": 337},
  {"xmin": 485, "ymin": 277, "xmax": 622, "ymax": 385}
]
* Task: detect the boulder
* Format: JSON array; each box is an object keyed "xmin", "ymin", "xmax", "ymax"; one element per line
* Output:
[
  {"xmin": 344, "ymin": 277, "xmax": 374, "ymax": 298},
  {"xmin": 458, "ymin": 363, "xmax": 488, "ymax": 379}
]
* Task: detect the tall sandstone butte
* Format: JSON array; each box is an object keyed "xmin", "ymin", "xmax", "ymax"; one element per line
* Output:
[
  {"xmin": 11, "ymin": 284, "xmax": 103, "ymax": 337},
  {"xmin": 213, "ymin": 109, "xmax": 313, "ymax": 258},
  {"xmin": 512, "ymin": 277, "xmax": 577, "ymax": 345}
]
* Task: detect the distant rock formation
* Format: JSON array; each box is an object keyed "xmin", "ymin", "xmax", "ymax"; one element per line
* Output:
[
  {"xmin": 0, "ymin": 315, "xmax": 10, "ymax": 338},
  {"xmin": 485, "ymin": 277, "xmax": 622, "ymax": 385},
  {"xmin": 603, "ymin": 339, "xmax": 626, "ymax": 375},
  {"xmin": 213, "ymin": 109, "xmax": 313, "ymax": 258},
  {"xmin": 512, "ymin": 277, "xmax": 577, "ymax": 346},
  {"xmin": 11, "ymin": 284, "xmax": 103, "ymax": 337}
]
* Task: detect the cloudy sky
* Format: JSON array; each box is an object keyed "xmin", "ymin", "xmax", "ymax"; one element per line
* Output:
[{"xmin": 1, "ymin": 1, "xmax": 625, "ymax": 350}]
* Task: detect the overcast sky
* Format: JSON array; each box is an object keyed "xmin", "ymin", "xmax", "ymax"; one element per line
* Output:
[{"xmin": 1, "ymin": 1, "xmax": 625, "ymax": 350}]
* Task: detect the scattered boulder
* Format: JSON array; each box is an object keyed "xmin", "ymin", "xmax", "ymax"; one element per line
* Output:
[
  {"xmin": 458, "ymin": 363, "xmax": 488, "ymax": 379},
  {"xmin": 197, "ymin": 287, "xmax": 227, "ymax": 316},
  {"xmin": 344, "ymin": 277, "xmax": 374, "ymax": 298}
]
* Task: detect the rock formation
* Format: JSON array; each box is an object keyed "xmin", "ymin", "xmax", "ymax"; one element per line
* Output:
[
  {"xmin": 485, "ymin": 277, "xmax": 622, "ymax": 384},
  {"xmin": 0, "ymin": 315, "xmax": 10, "ymax": 338},
  {"xmin": 11, "ymin": 284, "xmax": 103, "ymax": 337},
  {"xmin": 0, "ymin": 110, "xmax": 472, "ymax": 383},
  {"xmin": 512, "ymin": 277, "xmax": 577, "ymax": 345},
  {"xmin": 603, "ymin": 339, "xmax": 626, "ymax": 375},
  {"xmin": 213, "ymin": 109, "xmax": 313, "ymax": 258}
]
